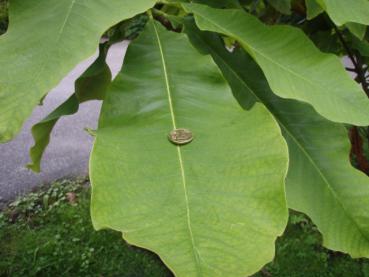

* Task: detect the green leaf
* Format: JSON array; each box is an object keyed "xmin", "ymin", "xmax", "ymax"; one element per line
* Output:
[
  {"xmin": 183, "ymin": 19, "xmax": 257, "ymax": 109},
  {"xmin": 169, "ymin": 0, "xmax": 241, "ymax": 8},
  {"xmin": 91, "ymin": 20, "xmax": 289, "ymax": 277},
  {"xmin": 346, "ymin": 23, "xmax": 367, "ymax": 40},
  {"xmin": 27, "ymin": 43, "xmax": 112, "ymax": 172},
  {"xmin": 184, "ymin": 25, "xmax": 369, "ymax": 258},
  {"xmin": 184, "ymin": 3, "xmax": 369, "ymax": 126},
  {"xmin": 268, "ymin": 0, "xmax": 291, "ymax": 15},
  {"xmin": 350, "ymin": 35, "xmax": 369, "ymax": 58},
  {"xmin": 75, "ymin": 43, "xmax": 112, "ymax": 103},
  {"xmin": 305, "ymin": 0, "xmax": 324, "ymax": 20},
  {"xmin": 317, "ymin": 0, "xmax": 369, "ymax": 26},
  {"xmin": 0, "ymin": 0, "xmax": 155, "ymax": 143},
  {"xmin": 284, "ymin": 105, "xmax": 369, "ymax": 258},
  {"xmin": 348, "ymin": 33, "xmax": 369, "ymax": 66},
  {"xmin": 27, "ymin": 94, "xmax": 79, "ymax": 172}
]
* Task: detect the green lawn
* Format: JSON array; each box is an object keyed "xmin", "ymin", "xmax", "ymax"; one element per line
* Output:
[{"xmin": 1, "ymin": 179, "xmax": 369, "ymax": 277}]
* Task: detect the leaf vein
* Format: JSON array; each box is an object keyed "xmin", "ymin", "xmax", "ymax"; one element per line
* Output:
[{"xmin": 152, "ymin": 20, "xmax": 202, "ymax": 274}]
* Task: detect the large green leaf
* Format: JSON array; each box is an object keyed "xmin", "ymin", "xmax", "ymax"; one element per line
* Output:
[
  {"xmin": 27, "ymin": 43, "xmax": 112, "ymax": 172},
  {"xmin": 0, "ymin": 0, "xmax": 155, "ymax": 143},
  {"xmin": 90, "ymin": 20, "xmax": 289, "ymax": 277},
  {"xmin": 284, "ymin": 104, "xmax": 369, "ymax": 258},
  {"xmin": 316, "ymin": 0, "xmax": 369, "ymax": 26},
  {"xmin": 183, "ymin": 3, "xmax": 369, "ymax": 126},
  {"xmin": 184, "ymin": 25, "xmax": 369, "ymax": 257}
]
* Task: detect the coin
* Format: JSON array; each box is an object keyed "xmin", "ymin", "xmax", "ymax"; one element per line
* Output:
[{"xmin": 168, "ymin": 128, "xmax": 193, "ymax": 145}]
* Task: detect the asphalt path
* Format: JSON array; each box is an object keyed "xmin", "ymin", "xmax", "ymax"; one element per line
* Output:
[{"xmin": 0, "ymin": 41, "xmax": 128, "ymax": 207}]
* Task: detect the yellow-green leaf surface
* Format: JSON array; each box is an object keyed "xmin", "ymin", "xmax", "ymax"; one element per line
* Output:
[
  {"xmin": 184, "ymin": 3, "xmax": 369, "ymax": 126},
  {"xmin": 0, "ymin": 0, "xmax": 155, "ymax": 143},
  {"xmin": 317, "ymin": 0, "xmax": 369, "ymax": 26},
  {"xmin": 186, "ymin": 26, "xmax": 369, "ymax": 257},
  {"xmin": 90, "ymin": 20, "xmax": 289, "ymax": 277}
]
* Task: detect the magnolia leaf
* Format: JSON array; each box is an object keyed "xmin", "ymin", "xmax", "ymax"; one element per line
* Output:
[
  {"xmin": 27, "ymin": 94, "xmax": 79, "ymax": 172},
  {"xmin": 184, "ymin": 3, "xmax": 369, "ymax": 126},
  {"xmin": 346, "ymin": 23, "xmax": 367, "ymax": 41},
  {"xmin": 90, "ymin": 20, "xmax": 289, "ymax": 277},
  {"xmin": 348, "ymin": 33, "xmax": 369, "ymax": 69},
  {"xmin": 169, "ymin": 0, "xmax": 241, "ymax": 8},
  {"xmin": 305, "ymin": 0, "xmax": 324, "ymax": 20},
  {"xmin": 0, "ymin": 0, "xmax": 155, "ymax": 143},
  {"xmin": 309, "ymin": 30, "xmax": 342, "ymax": 54},
  {"xmin": 183, "ymin": 19, "xmax": 257, "ymax": 109},
  {"xmin": 184, "ymin": 26, "xmax": 369, "ymax": 258},
  {"xmin": 284, "ymin": 104, "xmax": 369, "ymax": 258},
  {"xmin": 268, "ymin": 0, "xmax": 291, "ymax": 15},
  {"xmin": 350, "ymin": 35, "xmax": 369, "ymax": 58},
  {"xmin": 193, "ymin": 0, "xmax": 242, "ymax": 8},
  {"xmin": 316, "ymin": 0, "xmax": 369, "ymax": 26},
  {"xmin": 27, "ymin": 43, "xmax": 112, "ymax": 172},
  {"xmin": 75, "ymin": 43, "xmax": 112, "ymax": 103}
]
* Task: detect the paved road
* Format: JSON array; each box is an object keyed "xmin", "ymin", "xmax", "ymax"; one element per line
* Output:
[{"xmin": 0, "ymin": 41, "xmax": 128, "ymax": 207}]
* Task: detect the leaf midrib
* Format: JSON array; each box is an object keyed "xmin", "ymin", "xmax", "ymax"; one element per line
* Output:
[
  {"xmin": 206, "ymin": 42, "xmax": 369, "ymax": 243},
  {"xmin": 58, "ymin": 0, "xmax": 77, "ymax": 37},
  {"xmin": 152, "ymin": 20, "xmax": 202, "ymax": 274}
]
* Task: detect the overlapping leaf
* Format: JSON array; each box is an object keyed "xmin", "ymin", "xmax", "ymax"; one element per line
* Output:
[
  {"xmin": 316, "ymin": 0, "xmax": 369, "ymax": 26},
  {"xmin": 305, "ymin": 0, "xmax": 366, "ymax": 40},
  {"xmin": 184, "ymin": 24, "xmax": 369, "ymax": 257},
  {"xmin": 0, "ymin": 0, "xmax": 155, "ymax": 143},
  {"xmin": 90, "ymin": 20, "xmax": 289, "ymax": 277},
  {"xmin": 75, "ymin": 43, "xmax": 111, "ymax": 103},
  {"xmin": 350, "ymin": 35, "xmax": 369, "ymax": 59},
  {"xmin": 184, "ymin": 3, "xmax": 369, "ymax": 126},
  {"xmin": 305, "ymin": 0, "xmax": 323, "ymax": 20},
  {"xmin": 27, "ymin": 43, "xmax": 112, "ymax": 172},
  {"xmin": 168, "ymin": 0, "xmax": 241, "ymax": 8},
  {"xmin": 346, "ymin": 23, "xmax": 367, "ymax": 40}
]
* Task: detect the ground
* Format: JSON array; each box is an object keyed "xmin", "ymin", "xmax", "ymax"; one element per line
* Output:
[{"xmin": 1, "ymin": 179, "xmax": 369, "ymax": 277}]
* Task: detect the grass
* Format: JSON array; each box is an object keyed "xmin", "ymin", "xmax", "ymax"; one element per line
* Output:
[
  {"xmin": 1, "ymin": 179, "xmax": 369, "ymax": 277},
  {"xmin": 0, "ymin": 179, "xmax": 171, "ymax": 277}
]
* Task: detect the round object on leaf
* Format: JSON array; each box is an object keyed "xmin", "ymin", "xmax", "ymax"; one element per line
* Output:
[{"xmin": 168, "ymin": 128, "xmax": 193, "ymax": 145}]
